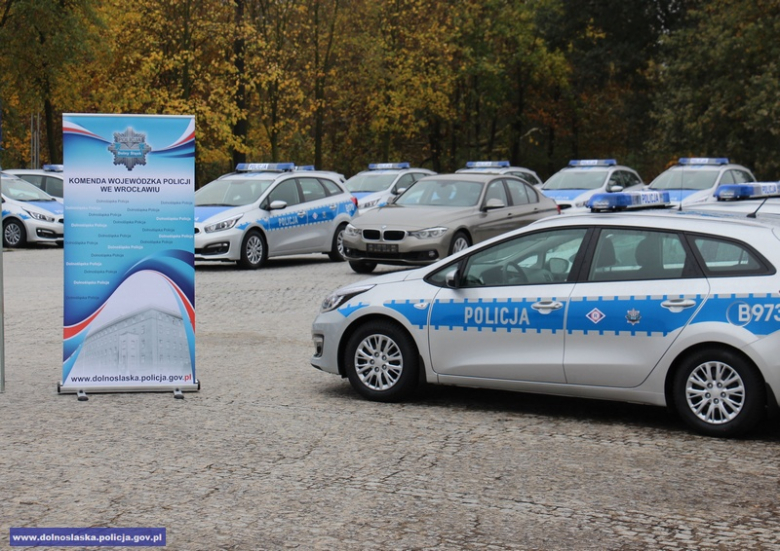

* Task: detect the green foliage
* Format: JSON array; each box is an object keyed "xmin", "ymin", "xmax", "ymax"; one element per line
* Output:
[{"xmin": 0, "ymin": 0, "xmax": 777, "ymax": 183}]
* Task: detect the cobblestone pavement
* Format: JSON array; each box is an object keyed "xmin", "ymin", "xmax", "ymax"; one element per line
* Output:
[{"xmin": 2, "ymin": 247, "xmax": 779, "ymax": 550}]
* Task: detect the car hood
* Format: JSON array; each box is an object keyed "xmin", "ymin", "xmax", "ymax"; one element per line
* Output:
[
  {"xmin": 542, "ymin": 189, "xmax": 597, "ymax": 202},
  {"xmin": 351, "ymin": 204, "xmax": 475, "ymax": 229},
  {"xmin": 3, "ymin": 197, "xmax": 64, "ymax": 216}
]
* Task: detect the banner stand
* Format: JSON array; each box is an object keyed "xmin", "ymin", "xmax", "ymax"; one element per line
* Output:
[
  {"xmin": 60, "ymin": 114, "xmax": 198, "ymax": 396},
  {"xmin": 57, "ymin": 381, "xmax": 200, "ymax": 401}
]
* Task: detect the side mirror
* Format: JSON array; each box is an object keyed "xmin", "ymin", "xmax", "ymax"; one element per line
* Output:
[
  {"xmin": 607, "ymin": 184, "xmax": 624, "ymax": 193},
  {"xmin": 483, "ymin": 198, "xmax": 506, "ymax": 211},
  {"xmin": 445, "ymin": 268, "xmax": 461, "ymax": 289},
  {"xmin": 393, "ymin": 187, "xmax": 407, "ymax": 196},
  {"xmin": 269, "ymin": 200, "xmax": 288, "ymax": 210}
]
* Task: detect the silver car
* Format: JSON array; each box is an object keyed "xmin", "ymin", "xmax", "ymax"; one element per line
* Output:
[
  {"xmin": 313, "ymin": 201, "xmax": 780, "ymax": 437},
  {"xmin": 342, "ymin": 173, "xmax": 560, "ymax": 273}
]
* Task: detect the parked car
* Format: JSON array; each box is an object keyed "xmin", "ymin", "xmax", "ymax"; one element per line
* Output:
[{"xmin": 1, "ymin": 172, "xmax": 64, "ymax": 247}]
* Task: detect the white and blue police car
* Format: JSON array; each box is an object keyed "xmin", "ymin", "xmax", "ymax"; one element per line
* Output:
[
  {"xmin": 540, "ymin": 159, "xmax": 644, "ymax": 213},
  {"xmin": 312, "ymin": 190, "xmax": 780, "ymax": 437},
  {"xmin": 344, "ymin": 163, "xmax": 435, "ymax": 213},
  {"xmin": 644, "ymin": 157, "xmax": 755, "ymax": 207},
  {"xmin": 455, "ymin": 160, "xmax": 543, "ymax": 187},
  {"xmin": 195, "ymin": 163, "xmax": 357, "ymax": 269},
  {"xmin": 1, "ymin": 171, "xmax": 64, "ymax": 248}
]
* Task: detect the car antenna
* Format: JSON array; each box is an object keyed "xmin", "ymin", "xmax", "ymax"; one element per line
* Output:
[{"xmin": 747, "ymin": 197, "xmax": 768, "ymax": 218}]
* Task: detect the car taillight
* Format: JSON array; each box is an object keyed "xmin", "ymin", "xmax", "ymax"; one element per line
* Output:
[{"xmin": 351, "ymin": 196, "xmax": 358, "ymax": 208}]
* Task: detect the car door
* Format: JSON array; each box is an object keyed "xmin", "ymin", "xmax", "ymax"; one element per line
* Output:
[
  {"xmin": 564, "ymin": 227, "xmax": 709, "ymax": 387},
  {"xmin": 505, "ymin": 179, "xmax": 557, "ymax": 224},
  {"xmin": 468, "ymin": 179, "xmax": 516, "ymax": 243},
  {"xmin": 427, "ymin": 227, "xmax": 588, "ymax": 383},
  {"xmin": 263, "ymin": 179, "xmax": 308, "ymax": 254},
  {"xmin": 295, "ymin": 177, "xmax": 339, "ymax": 251}
]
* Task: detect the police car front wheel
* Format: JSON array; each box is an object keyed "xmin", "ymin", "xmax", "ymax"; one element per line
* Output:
[
  {"xmin": 672, "ymin": 348, "xmax": 765, "ymax": 438},
  {"xmin": 238, "ymin": 230, "xmax": 267, "ymax": 269},
  {"xmin": 3, "ymin": 219, "xmax": 26, "ymax": 248},
  {"xmin": 344, "ymin": 320, "xmax": 419, "ymax": 402}
]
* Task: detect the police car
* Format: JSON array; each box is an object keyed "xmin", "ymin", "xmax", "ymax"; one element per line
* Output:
[
  {"xmin": 312, "ymin": 190, "xmax": 780, "ymax": 437},
  {"xmin": 455, "ymin": 160, "xmax": 543, "ymax": 187},
  {"xmin": 195, "ymin": 163, "xmax": 357, "ymax": 269},
  {"xmin": 644, "ymin": 157, "xmax": 755, "ymax": 207},
  {"xmin": 540, "ymin": 159, "xmax": 643, "ymax": 212},
  {"xmin": 5, "ymin": 164, "xmax": 65, "ymax": 198},
  {"xmin": 1, "ymin": 172, "xmax": 64, "ymax": 247},
  {"xmin": 343, "ymin": 163, "xmax": 435, "ymax": 213}
]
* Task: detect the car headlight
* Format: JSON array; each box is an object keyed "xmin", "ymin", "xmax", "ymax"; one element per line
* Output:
[
  {"xmin": 320, "ymin": 284, "xmax": 375, "ymax": 313},
  {"xmin": 408, "ymin": 226, "xmax": 448, "ymax": 239},
  {"xmin": 345, "ymin": 224, "xmax": 362, "ymax": 237},
  {"xmin": 25, "ymin": 209, "xmax": 55, "ymax": 222},
  {"xmin": 204, "ymin": 215, "xmax": 242, "ymax": 233}
]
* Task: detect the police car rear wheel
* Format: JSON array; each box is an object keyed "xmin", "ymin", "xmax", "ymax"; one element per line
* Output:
[
  {"xmin": 349, "ymin": 260, "xmax": 376, "ymax": 274},
  {"xmin": 449, "ymin": 231, "xmax": 471, "ymax": 255},
  {"xmin": 344, "ymin": 321, "xmax": 419, "ymax": 402},
  {"xmin": 328, "ymin": 223, "xmax": 348, "ymax": 262},
  {"xmin": 673, "ymin": 349, "xmax": 765, "ymax": 437},
  {"xmin": 3, "ymin": 219, "xmax": 26, "ymax": 248},
  {"xmin": 238, "ymin": 230, "xmax": 267, "ymax": 269}
]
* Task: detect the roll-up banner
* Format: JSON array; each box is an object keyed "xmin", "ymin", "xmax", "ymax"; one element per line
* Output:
[{"xmin": 60, "ymin": 114, "xmax": 198, "ymax": 395}]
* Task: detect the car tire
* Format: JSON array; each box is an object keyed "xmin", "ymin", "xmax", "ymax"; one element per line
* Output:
[
  {"xmin": 328, "ymin": 223, "xmax": 348, "ymax": 262},
  {"xmin": 343, "ymin": 320, "xmax": 419, "ymax": 402},
  {"xmin": 672, "ymin": 348, "xmax": 765, "ymax": 437},
  {"xmin": 349, "ymin": 260, "xmax": 377, "ymax": 274},
  {"xmin": 237, "ymin": 230, "xmax": 267, "ymax": 269},
  {"xmin": 3, "ymin": 219, "xmax": 26, "ymax": 248},
  {"xmin": 449, "ymin": 231, "xmax": 471, "ymax": 255}
]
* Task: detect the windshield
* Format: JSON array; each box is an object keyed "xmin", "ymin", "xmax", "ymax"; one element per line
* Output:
[
  {"xmin": 649, "ymin": 168, "xmax": 719, "ymax": 191},
  {"xmin": 1, "ymin": 174, "xmax": 57, "ymax": 201},
  {"xmin": 542, "ymin": 169, "xmax": 609, "ymax": 190},
  {"xmin": 344, "ymin": 173, "xmax": 397, "ymax": 193},
  {"xmin": 195, "ymin": 178, "xmax": 273, "ymax": 206},
  {"xmin": 395, "ymin": 179, "xmax": 483, "ymax": 207}
]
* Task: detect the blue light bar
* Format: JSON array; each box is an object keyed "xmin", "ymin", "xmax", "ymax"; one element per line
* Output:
[
  {"xmin": 235, "ymin": 162, "xmax": 295, "ymax": 172},
  {"xmin": 294, "ymin": 165, "xmax": 315, "ymax": 171},
  {"xmin": 678, "ymin": 157, "xmax": 729, "ymax": 166},
  {"xmin": 568, "ymin": 159, "xmax": 617, "ymax": 167},
  {"xmin": 715, "ymin": 182, "xmax": 780, "ymax": 201},
  {"xmin": 42, "ymin": 164, "xmax": 64, "ymax": 172},
  {"xmin": 588, "ymin": 190, "xmax": 671, "ymax": 212},
  {"xmin": 465, "ymin": 160, "xmax": 511, "ymax": 168},
  {"xmin": 368, "ymin": 162, "xmax": 410, "ymax": 170}
]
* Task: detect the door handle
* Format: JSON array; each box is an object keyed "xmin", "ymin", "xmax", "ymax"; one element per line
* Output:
[
  {"xmin": 532, "ymin": 300, "xmax": 563, "ymax": 314},
  {"xmin": 661, "ymin": 298, "xmax": 697, "ymax": 313}
]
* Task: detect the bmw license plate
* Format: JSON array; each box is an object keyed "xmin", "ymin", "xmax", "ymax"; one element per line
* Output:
[{"xmin": 367, "ymin": 243, "xmax": 398, "ymax": 253}]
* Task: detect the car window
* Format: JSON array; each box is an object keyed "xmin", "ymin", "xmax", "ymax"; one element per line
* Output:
[
  {"xmin": 46, "ymin": 177, "xmax": 64, "ymax": 197},
  {"xmin": 428, "ymin": 228, "xmax": 587, "ymax": 288},
  {"xmin": 719, "ymin": 170, "xmax": 735, "ymax": 185},
  {"xmin": 624, "ymin": 171, "xmax": 642, "ymax": 186},
  {"xmin": 298, "ymin": 177, "xmax": 327, "ymax": 203},
  {"xmin": 395, "ymin": 179, "xmax": 483, "ymax": 207},
  {"xmin": 395, "ymin": 174, "xmax": 415, "ymax": 192},
  {"xmin": 689, "ymin": 235, "xmax": 769, "ymax": 275},
  {"xmin": 506, "ymin": 179, "xmax": 531, "ymax": 205},
  {"xmin": 484, "ymin": 181, "xmax": 508, "ymax": 206},
  {"xmin": 195, "ymin": 178, "xmax": 273, "ymax": 206},
  {"xmin": 18, "ymin": 174, "xmax": 45, "ymax": 188},
  {"xmin": 269, "ymin": 180, "xmax": 301, "ymax": 206},
  {"xmin": 732, "ymin": 170, "xmax": 753, "ymax": 183},
  {"xmin": 588, "ymin": 229, "xmax": 692, "ymax": 281},
  {"xmin": 320, "ymin": 178, "xmax": 342, "ymax": 195}
]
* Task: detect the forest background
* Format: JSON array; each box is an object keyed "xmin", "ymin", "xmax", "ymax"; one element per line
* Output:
[{"xmin": 1, "ymin": 0, "xmax": 779, "ymax": 187}]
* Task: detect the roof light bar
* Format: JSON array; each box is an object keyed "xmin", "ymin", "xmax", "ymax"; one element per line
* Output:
[
  {"xmin": 294, "ymin": 165, "xmax": 315, "ymax": 171},
  {"xmin": 235, "ymin": 162, "xmax": 295, "ymax": 172},
  {"xmin": 588, "ymin": 190, "xmax": 671, "ymax": 212},
  {"xmin": 677, "ymin": 157, "xmax": 729, "ymax": 166},
  {"xmin": 42, "ymin": 164, "xmax": 64, "ymax": 172},
  {"xmin": 568, "ymin": 159, "xmax": 617, "ymax": 167},
  {"xmin": 715, "ymin": 182, "xmax": 780, "ymax": 201},
  {"xmin": 367, "ymin": 162, "xmax": 410, "ymax": 170},
  {"xmin": 465, "ymin": 160, "xmax": 511, "ymax": 169}
]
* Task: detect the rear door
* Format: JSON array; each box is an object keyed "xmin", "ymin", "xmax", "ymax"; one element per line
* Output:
[{"xmin": 564, "ymin": 227, "xmax": 709, "ymax": 387}]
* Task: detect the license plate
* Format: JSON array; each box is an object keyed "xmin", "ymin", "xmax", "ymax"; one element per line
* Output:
[{"xmin": 367, "ymin": 243, "xmax": 398, "ymax": 253}]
